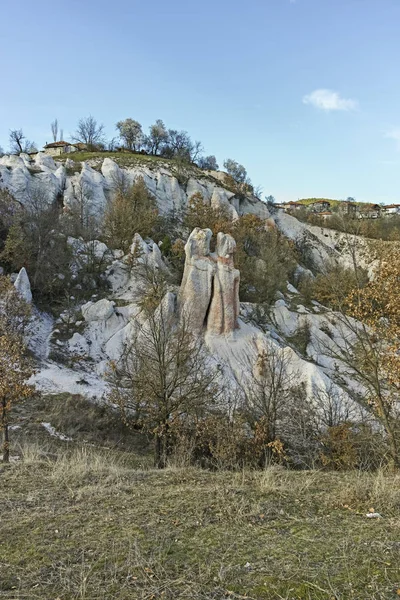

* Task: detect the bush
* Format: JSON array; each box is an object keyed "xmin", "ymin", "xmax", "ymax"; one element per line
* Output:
[
  {"xmin": 320, "ymin": 422, "xmax": 388, "ymax": 471},
  {"xmin": 0, "ymin": 189, "xmax": 21, "ymax": 253},
  {"xmin": 183, "ymin": 192, "xmax": 231, "ymax": 240},
  {"xmin": 103, "ymin": 176, "xmax": 159, "ymax": 252},
  {"xmin": 232, "ymin": 215, "xmax": 298, "ymax": 305},
  {"xmin": 171, "ymin": 413, "xmax": 274, "ymax": 470},
  {"xmin": 299, "ymin": 263, "xmax": 368, "ymax": 310}
]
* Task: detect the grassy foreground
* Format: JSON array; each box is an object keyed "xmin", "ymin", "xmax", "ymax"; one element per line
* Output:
[{"xmin": 1, "ymin": 444, "xmax": 400, "ymax": 600}]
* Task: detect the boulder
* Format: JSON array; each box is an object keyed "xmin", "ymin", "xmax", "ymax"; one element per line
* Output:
[
  {"xmin": 14, "ymin": 267, "xmax": 32, "ymax": 303},
  {"xmin": 34, "ymin": 152, "xmax": 57, "ymax": 170},
  {"xmin": 82, "ymin": 299, "xmax": 115, "ymax": 322}
]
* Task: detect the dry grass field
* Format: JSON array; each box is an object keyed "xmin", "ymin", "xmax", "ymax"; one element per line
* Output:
[{"xmin": 1, "ymin": 394, "xmax": 400, "ymax": 599}]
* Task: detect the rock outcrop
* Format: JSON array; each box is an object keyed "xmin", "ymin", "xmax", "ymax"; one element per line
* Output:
[
  {"xmin": 179, "ymin": 228, "xmax": 240, "ymax": 335},
  {"xmin": 82, "ymin": 299, "xmax": 115, "ymax": 322},
  {"xmin": 14, "ymin": 267, "xmax": 32, "ymax": 303},
  {"xmin": 0, "ymin": 154, "xmax": 270, "ymax": 223},
  {"xmin": 178, "ymin": 228, "xmax": 216, "ymax": 333},
  {"xmin": 207, "ymin": 233, "xmax": 240, "ymax": 335}
]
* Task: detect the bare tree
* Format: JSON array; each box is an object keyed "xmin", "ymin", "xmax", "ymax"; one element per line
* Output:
[
  {"xmin": 108, "ymin": 264, "xmax": 220, "ymax": 468},
  {"xmin": 9, "ymin": 129, "xmax": 37, "ymax": 154},
  {"xmin": 67, "ymin": 181, "xmax": 97, "ymax": 238},
  {"xmin": 72, "ymin": 116, "xmax": 105, "ymax": 150},
  {"xmin": 51, "ymin": 119, "xmax": 59, "ymax": 142},
  {"xmin": 198, "ymin": 155, "xmax": 219, "ymax": 171},
  {"xmin": 60, "ymin": 128, "xmax": 64, "ymax": 142},
  {"xmin": 235, "ymin": 345, "xmax": 299, "ymax": 465}
]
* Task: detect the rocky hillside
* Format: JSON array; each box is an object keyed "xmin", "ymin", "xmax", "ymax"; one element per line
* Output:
[
  {"xmin": 0, "ymin": 151, "xmax": 378, "ymax": 431},
  {"xmin": 0, "ymin": 152, "xmax": 268, "ymax": 220},
  {"xmin": 0, "ymin": 151, "xmax": 373, "ymax": 271}
]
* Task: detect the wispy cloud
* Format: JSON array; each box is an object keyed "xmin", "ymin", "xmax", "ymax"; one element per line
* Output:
[
  {"xmin": 303, "ymin": 89, "xmax": 358, "ymax": 111},
  {"xmin": 385, "ymin": 129, "xmax": 400, "ymax": 150}
]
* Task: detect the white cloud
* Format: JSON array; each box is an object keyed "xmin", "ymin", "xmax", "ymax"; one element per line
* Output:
[
  {"xmin": 303, "ymin": 89, "xmax": 358, "ymax": 111},
  {"xmin": 385, "ymin": 129, "xmax": 400, "ymax": 150}
]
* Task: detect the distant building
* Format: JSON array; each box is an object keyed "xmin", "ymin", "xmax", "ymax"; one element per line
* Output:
[
  {"xmin": 339, "ymin": 201, "xmax": 359, "ymax": 218},
  {"xmin": 282, "ymin": 201, "xmax": 303, "ymax": 212},
  {"xmin": 43, "ymin": 141, "xmax": 77, "ymax": 156},
  {"xmin": 43, "ymin": 141, "xmax": 90, "ymax": 156},
  {"xmin": 381, "ymin": 204, "xmax": 400, "ymax": 216},
  {"xmin": 308, "ymin": 200, "xmax": 331, "ymax": 213},
  {"xmin": 358, "ymin": 204, "xmax": 381, "ymax": 219},
  {"xmin": 318, "ymin": 210, "xmax": 333, "ymax": 220}
]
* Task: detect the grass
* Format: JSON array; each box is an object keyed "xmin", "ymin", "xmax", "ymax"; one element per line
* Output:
[
  {"xmin": 1, "ymin": 391, "xmax": 400, "ymax": 599},
  {"xmin": 297, "ymin": 198, "xmax": 366, "ymax": 208},
  {"xmin": 1, "ymin": 453, "xmax": 400, "ymax": 599},
  {"xmin": 55, "ymin": 150, "xmax": 225, "ymax": 187},
  {"xmin": 57, "ymin": 151, "xmax": 181, "ymax": 171}
]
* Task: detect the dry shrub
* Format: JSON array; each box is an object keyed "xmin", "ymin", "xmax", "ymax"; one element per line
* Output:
[
  {"xmin": 171, "ymin": 414, "xmax": 285, "ymax": 470},
  {"xmin": 50, "ymin": 446, "xmax": 132, "ymax": 486},
  {"xmin": 183, "ymin": 192, "xmax": 231, "ymax": 239},
  {"xmin": 299, "ymin": 263, "xmax": 368, "ymax": 310},
  {"xmin": 320, "ymin": 422, "xmax": 388, "ymax": 471},
  {"xmin": 334, "ymin": 469, "xmax": 400, "ymax": 513}
]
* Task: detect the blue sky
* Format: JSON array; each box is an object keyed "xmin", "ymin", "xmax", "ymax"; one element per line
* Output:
[{"xmin": 1, "ymin": 0, "xmax": 399, "ymax": 203}]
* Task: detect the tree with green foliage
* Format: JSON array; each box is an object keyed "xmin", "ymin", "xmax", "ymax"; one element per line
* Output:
[
  {"xmin": 103, "ymin": 177, "xmax": 159, "ymax": 252},
  {"xmin": 116, "ymin": 118, "xmax": 143, "ymax": 151},
  {"xmin": 144, "ymin": 119, "xmax": 169, "ymax": 155}
]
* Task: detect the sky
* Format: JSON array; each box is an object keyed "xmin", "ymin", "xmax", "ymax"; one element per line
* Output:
[{"xmin": 1, "ymin": 0, "xmax": 400, "ymax": 203}]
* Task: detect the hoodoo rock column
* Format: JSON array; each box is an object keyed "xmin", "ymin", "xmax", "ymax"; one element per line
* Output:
[
  {"xmin": 179, "ymin": 228, "xmax": 240, "ymax": 336},
  {"xmin": 207, "ymin": 232, "xmax": 240, "ymax": 335},
  {"xmin": 178, "ymin": 227, "xmax": 216, "ymax": 333}
]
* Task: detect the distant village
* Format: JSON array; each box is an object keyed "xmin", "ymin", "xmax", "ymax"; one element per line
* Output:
[{"xmin": 276, "ymin": 199, "xmax": 400, "ymax": 219}]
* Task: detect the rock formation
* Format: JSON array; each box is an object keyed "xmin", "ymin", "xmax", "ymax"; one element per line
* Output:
[
  {"xmin": 178, "ymin": 228, "xmax": 216, "ymax": 333},
  {"xmin": 14, "ymin": 267, "xmax": 32, "ymax": 303},
  {"xmin": 179, "ymin": 228, "xmax": 240, "ymax": 335},
  {"xmin": 207, "ymin": 233, "xmax": 240, "ymax": 335}
]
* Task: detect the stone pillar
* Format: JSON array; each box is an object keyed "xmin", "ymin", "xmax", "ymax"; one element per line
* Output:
[
  {"xmin": 178, "ymin": 228, "xmax": 216, "ymax": 333},
  {"xmin": 206, "ymin": 232, "xmax": 240, "ymax": 335}
]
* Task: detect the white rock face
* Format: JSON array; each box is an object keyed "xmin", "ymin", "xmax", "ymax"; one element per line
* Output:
[
  {"xmin": 68, "ymin": 332, "xmax": 90, "ymax": 356},
  {"xmin": 0, "ymin": 155, "xmax": 25, "ymax": 168},
  {"xmin": 82, "ymin": 299, "xmax": 115, "ymax": 322},
  {"xmin": 0, "ymin": 155, "xmax": 271, "ymax": 224},
  {"xmin": 273, "ymin": 210, "xmax": 374, "ymax": 272},
  {"xmin": 14, "ymin": 267, "xmax": 32, "ymax": 303},
  {"xmin": 34, "ymin": 152, "xmax": 57, "ymax": 170}
]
